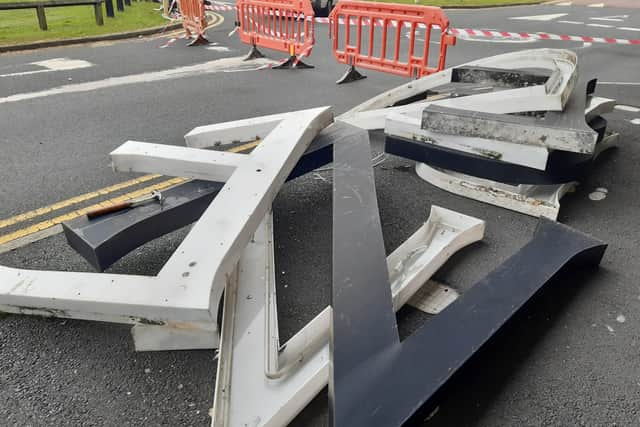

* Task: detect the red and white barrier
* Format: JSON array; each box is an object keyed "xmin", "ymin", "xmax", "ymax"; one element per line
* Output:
[
  {"xmin": 180, "ymin": 0, "xmax": 208, "ymax": 45},
  {"xmin": 235, "ymin": 0, "xmax": 316, "ymax": 68},
  {"xmin": 329, "ymin": 0, "xmax": 455, "ymax": 82}
]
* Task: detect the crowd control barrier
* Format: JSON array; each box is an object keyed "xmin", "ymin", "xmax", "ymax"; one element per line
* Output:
[
  {"xmin": 179, "ymin": 0, "xmax": 208, "ymax": 46},
  {"xmin": 329, "ymin": 0, "xmax": 456, "ymax": 83},
  {"xmin": 235, "ymin": 0, "xmax": 316, "ymax": 69}
]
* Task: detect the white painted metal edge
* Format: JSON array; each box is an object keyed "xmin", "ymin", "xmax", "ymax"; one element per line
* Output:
[
  {"xmin": 212, "ymin": 213, "xmax": 272, "ymax": 426},
  {"xmin": 338, "ymin": 48, "xmax": 577, "ymax": 124},
  {"xmin": 0, "ymin": 107, "xmax": 333, "ymax": 353},
  {"xmin": 415, "ymin": 163, "xmax": 576, "ymax": 220},
  {"xmin": 388, "ymin": 206, "xmax": 485, "ymax": 311},
  {"xmin": 385, "ymin": 112, "xmax": 550, "ymax": 170},
  {"xmin": 411, "ymin": 132, "xmax": 620, "ymax": 220},
  {"xmin": 594, "ymin": 133, "xmax": 619, "ymax": 159},
  {"xmin": 111, "ymin": 141, "xmax": 247, "ymax": 182},
  {"xmin": 212, "ymin": 206, "xmax": 485, "ymax": 427},
  {"xmin": 586, "ymin": 96, "xmax": 616, "ymax": 121},
  {"xmin": 131, "ymin": 321, "xmax": 219, "ymax": 351},
  {"xmin": 185, "ymin": 112, "xmax": 291, "ymax": 149}
]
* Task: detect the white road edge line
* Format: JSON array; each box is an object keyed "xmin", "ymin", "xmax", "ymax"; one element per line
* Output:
[
  {"xmin": 615, "ymin": 105, "xmax": 640, "ymax": 113},
  {"xmin": 600, "ymin": 82, "xmax": 640, "ymax": 86},
  {"xmin": 0, "ymin": 56, "xmax": 277, "ymax": 105}
]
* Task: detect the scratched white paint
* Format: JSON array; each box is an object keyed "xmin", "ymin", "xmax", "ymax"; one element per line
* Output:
[
  {"xmin": 618, "ymin": 27, "xmax": 640, "ymax": 32},
  {"xmin": 588, "ymin": 3, "xmax": 604, "ymax": 7},
  {"xmin": 0, "ymin": 56, "xmax": 277, "ymax": 105},
  {"xmin": 0, "ymin": 58, "xmax": 93, "ymax": 78},
  {"xmin": 588, "ymin": 23, "xmax": 614, "ymax": 28},
  {"xmin": 558, "ymin": 20, "xmax": 584, "ymax": 25}
]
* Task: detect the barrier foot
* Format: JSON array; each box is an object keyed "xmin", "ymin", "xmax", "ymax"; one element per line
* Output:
[
  {"xmin": 187, "ymin": 34, "xmax": 209, "ymax": 46},
  {"xmin": 244, "ymin": 44, "xmax": 265, "ymax": 61},
  {"xmin": 336, "ymin": 65, "xmax": 366, "ymax": 84},
  {"xmin": 272, "ymin": 55, "xmax": 314, "ymax": 70}
]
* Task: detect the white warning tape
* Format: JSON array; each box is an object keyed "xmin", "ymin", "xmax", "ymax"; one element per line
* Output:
[
  {"xmin": 450, "ymin": 28, "xmax": 640, "ymax": 45},
  {"xmin": 204, "ymin": 4, "xmax": 640, "ymax": 46}
]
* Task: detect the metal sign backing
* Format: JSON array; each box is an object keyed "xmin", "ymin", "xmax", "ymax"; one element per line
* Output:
[{"xmin": 330, "ymin": 129, "xmax": 607, "ymax": 426}]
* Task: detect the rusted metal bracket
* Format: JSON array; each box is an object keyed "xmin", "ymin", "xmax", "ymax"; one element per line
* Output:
[{"xmin": 330, "ymin": 130, "xmax": 607, "ymax": 426}]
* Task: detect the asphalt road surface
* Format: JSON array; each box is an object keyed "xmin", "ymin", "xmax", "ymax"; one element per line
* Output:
[{"xmin": 1, "ymin": 1, "xmax": 640, "ymax": 426}]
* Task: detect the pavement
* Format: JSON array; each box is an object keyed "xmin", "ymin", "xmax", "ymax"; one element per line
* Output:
[{"xmin": 1, "ymin": 1, "xmax": 640, "ymax": 426}]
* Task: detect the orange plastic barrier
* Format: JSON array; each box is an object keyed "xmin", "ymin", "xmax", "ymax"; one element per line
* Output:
[
  {"xmin": 236, "ymin": 0, "xmax": 316, "ymax": 68},
  {"xmin": 329, "ymin": 0, "xmax": 456, "ymax": 83},
  {"xmin": 179, "ymin": 0, "xmax": 208, "ymax": 46}
]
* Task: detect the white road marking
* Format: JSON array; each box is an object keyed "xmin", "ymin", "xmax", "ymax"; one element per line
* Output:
[
  {"xmin": 555, "ymin": 1, "xmax": 572, "ymax": 5},
  {"xmin": 588, "ymin": 23, "xmax": 614, "ymax": 28},
  {"xmin": 615, "ymin": 105, "xmax": 640, "ymax": 113},
  {"xmin": 618, "ymin": 27, "xmax": 640, "ymax": 32},
  {"xmin": 0, "ymin": 58, "xmax": 93, "ymax": 78},
  {"xmin": 206, "ymin": 46, "xmax": 232, "ymax": 52},
  {"xmin": 558, "ymin": 20, "xmax": 584, "ymax": 24},
  {"xmin": 0, "ymin": 56, "xmax": 277, "ymax": 105},
  {"xmin": 631, "ymin": 119, "xmax": 640, "ymax": 125},
  {"xmin": 590, "ymin": 17, "xmax": 627, "ymax": 22},
  {"xmin": 588, "ymin": 3, "xmax": 604, "ymax": 7},
  {"xmin": 600, "ymin": 82, "xmax": 640, "ymax": 86},
  {"xmin": 510, "ymin": 13, "xmax": 567, "ymax": 21}
]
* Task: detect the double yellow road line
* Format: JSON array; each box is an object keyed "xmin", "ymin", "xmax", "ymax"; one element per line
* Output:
[{"xmin": 0, "ymin": 140, "xmax": 260, "ymax": 247}]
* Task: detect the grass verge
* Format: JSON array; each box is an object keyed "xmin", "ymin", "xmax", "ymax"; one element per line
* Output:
[
  {"xmin": 372, "ymin": 0, "xmax": 543, "ymax": 6},
  {"xmin": 0, "ymin": 0, "xmax": 167, "ymax": 46}
]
